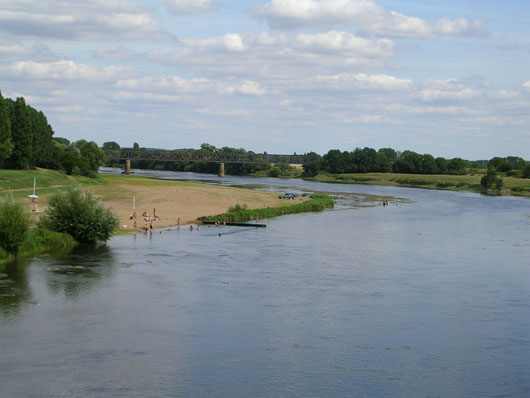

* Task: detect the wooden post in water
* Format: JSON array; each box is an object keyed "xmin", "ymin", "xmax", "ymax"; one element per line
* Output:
[
  {"xmin": 125, "ymin": 159, "xmax": 131, "ymax": 175},
  {"xmin": 218, "ymin": 162, "xmax": 225, "ymax": 177}
]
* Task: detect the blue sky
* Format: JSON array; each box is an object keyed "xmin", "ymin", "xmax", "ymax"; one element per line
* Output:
[{"xmin": 0, "ymin": 0, "xmax": 529, "ymax": 159}]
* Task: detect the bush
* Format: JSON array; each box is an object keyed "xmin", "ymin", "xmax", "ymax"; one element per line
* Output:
[
  {"xmin": 40, "ymin": 188, "xmax": 119, "ymax": 243},
  {"xmin": 0, "ymin": 192, "xmax": 32, "ymax": 255},
  {"xmin": 198, "ymin": 194, "xmax": 334, "ymax": 223}
]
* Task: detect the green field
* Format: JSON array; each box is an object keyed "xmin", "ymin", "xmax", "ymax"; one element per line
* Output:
[{"xmin": 308, "ymin": 172, "xmax": 530, "ymax": 197}]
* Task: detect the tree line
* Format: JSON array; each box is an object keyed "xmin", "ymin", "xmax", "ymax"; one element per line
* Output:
[
  {"xmin": 302, "ymin": 148, "xmax": 530, "ymax": 178},
  {"xmin": 0, "ymin": 92, "xmax": 105, "ymax": 177},
  {"xmin": 2, "ymin": 91, "xmax": 529, "ymax": 179}
]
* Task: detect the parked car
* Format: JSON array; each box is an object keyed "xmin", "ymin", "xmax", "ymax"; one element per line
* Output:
[{"xmin": 279, "ymin": 193, "xmax": 296, "ymax": 199}]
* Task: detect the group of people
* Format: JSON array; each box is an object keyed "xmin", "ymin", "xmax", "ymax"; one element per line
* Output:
[
  {"xmin": 129, "ymin": 208, "xmax": 160, "ymax": 232},
  {"xmin": 382, "ymin": 200, "xmax": 390, "ymax": 206},
  {"xmin": 129, "ymin": 207, "xmax": 204, "ymax": 234}
]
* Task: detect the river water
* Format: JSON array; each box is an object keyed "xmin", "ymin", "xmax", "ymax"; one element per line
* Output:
[{"xmin": 1, "ymin": 171, "xmax": 529, "ymax": 397}]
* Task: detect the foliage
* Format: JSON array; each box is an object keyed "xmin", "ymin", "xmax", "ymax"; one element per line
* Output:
[
  {"xmin": 522, "ymin": 163, "xmax": 530, "ymax": 179},
  {"xmin": 7, "ymin": 97, "xmax": 33, "ymax": 169},
  {"xmin": 302, "ymin": 151, "xmax": 322, "ymax": 177},
  {"xmin": 198, "ymin": 194, "xmax": 334, "ymax": 223},
  {"xmin": 102, "ymin": 141, "xmax": 121, "ymax": 151},
  {"xmin": 0, "ymin": 91, "xmax": 13, "ymax": 164},
  {"xmin": 40, "ymin": 188, "xmax": 120, "ymax": 243},
  {"xmin": 0, "ymin": 192, "xmax": 32, "ymax": 255},
  {"xmin": 481, "ymin": 168, "xmax": 503, "ymax": 193}
]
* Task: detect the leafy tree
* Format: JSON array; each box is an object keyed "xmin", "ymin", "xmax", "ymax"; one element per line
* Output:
[
  {"xmin": 378, "ymin": 148, "xmax": 397, "ymax": 163},
  {"xmin": 53, "ymin": 137, "xmax": 71, "ymax": 146},
  {"xmin": 435, "ymin": 157, "xmax": 448, "ymax": 174},
  {"xmin": 75, "ymin": 140, "xmax": 106, "ymax": 176},
  {"xmin": 41, "ymin": 188, "xmax": 119, "ymax": 243},
  {"xmin": 8, "ymin": 97, "xmax": 33, "ymax": 169},
  {"xmin": 102, "ymin": 141, "xmax": 121, "ymax": 151},
  {"xmin": 0, "ymin": 91, "xmax": 13, "ymax": 164},
  {"xmin": 29, "ymin": 108, "xmax": 57, "ymax": 169},
  {"xmin": 0, "ymin": 193, "xmax": 31, "ymax": 255},
  {"xmin": 447, "ymin": 158, "xmax": 467, "ymax": 175},
  {"xmin": 322, "ymin": 149, "xmax": 347, "ymax": 173},
  {"xmin": 60, "ymin": 147, "xmax": 79, "ymax": 175},
  {"xmin": 133, "ymin": 142, "xmax": 140, "ymax": 150},
  {"xmin": 420, "ymin": 154, "xmax": 438, "ymax": 174},
  {"xmin": 302, "ymin": 151, "xmax": 322, "ymax": 177},
  {"xmin": 522, "ymin": 163, "xmax": 530, "ymax": 179},
  {"xmin": 481, "ymin": 168, "xmax": 503, "ymax": 192}
]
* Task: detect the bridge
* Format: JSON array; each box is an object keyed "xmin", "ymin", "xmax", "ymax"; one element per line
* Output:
[{"xmin": 104, "ymin": 150, "xmax": 308, "ymax": 176}]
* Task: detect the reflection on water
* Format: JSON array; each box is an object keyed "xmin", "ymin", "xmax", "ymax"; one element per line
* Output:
[{"xmin": 1, "ymin": 172, "xmax": 530, "ymax": 397}]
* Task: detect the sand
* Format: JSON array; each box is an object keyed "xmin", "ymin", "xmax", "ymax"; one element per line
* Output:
[{"xmin": 86, "ymin": 178, "xmax": 303, "ymax": 231}]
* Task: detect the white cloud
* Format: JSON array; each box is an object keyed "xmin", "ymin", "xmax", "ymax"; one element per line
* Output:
[
  {"xmin": 165, "ymin": 0, "xmax": 213, "ymax": 14},
  {"xmin": 0, "ymin": 0, "xmax": 164, "ymax": 40},
  {"xmin": 316, "ymin": 73, "xmax": 413, "ymax": 90},
  {"xmin": 181, "ymin": 33, "xmax": 245, "ymax": 52},
  {"xmin": 7, "ymin": 60, "xmax": 131, "ymax": 81},
  {"xmin": 237, "ymin": 80, "xmax": 266, "ymax": 96},
  {"xmin": 253, "ymin": 0, "xmax": 483, "ymax": 38},
  {"xmin": 295, "ymin": 31, "xmax": 394, "ymax": 57},
  {"xmin": 523, "ymin": 81, "xmax": 530, "ymax": 89}
]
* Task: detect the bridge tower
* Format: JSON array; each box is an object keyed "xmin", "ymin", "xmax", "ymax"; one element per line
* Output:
[
  {"xmin": 125, "ymin": 159, "xmax": 131, "ymax": 174},
  {"xmin": 218, "ymin": 162, "xmax": 225, "ymax": 177}
]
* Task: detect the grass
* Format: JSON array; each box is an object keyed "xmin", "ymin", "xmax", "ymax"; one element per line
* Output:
[
  {"xmin": 198, "ymin": 194, "xmax": 334, "ymax": 223},
  {"xmin": 309, "ymin": 172, "xmax": 530, "ymax": 197},
  {"xmin": 0, "ymin": 228, "xmax": 76, "ymax": 268}
]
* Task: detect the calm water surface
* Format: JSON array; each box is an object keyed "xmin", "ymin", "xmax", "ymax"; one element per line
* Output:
[{"xmin": 1, "ymin": 171, "xmax": 529, "ymax": 397}]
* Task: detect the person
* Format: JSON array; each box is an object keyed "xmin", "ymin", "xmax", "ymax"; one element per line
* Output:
[
  {"xmin": 153, "ymin": 208, "xmax": 157, "ymax": 218},
  {"xmin": 134, "ymin": 221, "xmax": 137, "ymax": 230},
  {"xmin": 190, "ymin": 224, "xmax": 194, "ymax": 231},
  {"xmin": 150, "ymin": 221, "xmax": 153, "ymax": 230},
  {"xmin": 177, "ymin": 217, "xmax": 180, "ymax": 226},
  {"xmin": 223, "ymin": 221, "xmax": 226, "ymax": 227},
  {"xmin": 197, "ymin": 225, "xmax": 200, "ymax": 231}
]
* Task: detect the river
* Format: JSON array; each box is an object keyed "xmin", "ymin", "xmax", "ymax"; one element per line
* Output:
[{"xmin": 1, "ymin": 170, "xmax": 529, "ymax": 397}]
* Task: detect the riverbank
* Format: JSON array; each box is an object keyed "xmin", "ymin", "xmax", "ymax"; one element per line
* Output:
[
  {"xmin": 0, "ymin": 170, "xmax": 307, "ymax": 233},
  {"xmin": 306, "ymin": 172, "xmax": 530, "ymax": 197}
]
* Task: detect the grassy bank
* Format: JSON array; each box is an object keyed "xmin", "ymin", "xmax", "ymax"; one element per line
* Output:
[
  {"xmin": 308, "ymin": 172, "xmax": 530, "ymax": 197},
  {"xmin": 0, "ymin": 228, "xmax": 76, "ymax": 269},
  {"xmin": 198, "ymin": 194, "xmax": 334, "ymax": 223}
]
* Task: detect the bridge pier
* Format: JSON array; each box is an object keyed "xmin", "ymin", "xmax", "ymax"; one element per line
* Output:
[
  {"xmin": 218, "ymin": 162, "xmax": 225, "ymax": 177},
  {"xmin": 125, "ymin": 159, "xmax": 131, "ymax": 175}
]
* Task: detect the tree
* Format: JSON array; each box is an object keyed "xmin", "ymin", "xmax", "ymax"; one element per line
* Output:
[
  {"xmin": 29, "ymin": 108, "xmax": 57, "ymax": 169},
  {"xmin": 133, "ymin": 142, "xmax": 140, "ymax": 150},
  {"xmin": 435, "ymin": 157, "xmax": 448, "ymax": 174},
  {"xmin": 522, "ymin": 163, "xmax": 530, "ymax": 179},
  {"xmin": 75, "ymin": 140, "xmax": 106, "ymax": 176},
  {"xmin": 0, "ymin": 91, "xmax": 13, "ymax": 165},
  {"xmin": 322, "ymin": 149, "xmax": 347, "ymax": 174},
  {"xmin": 420, "ymin": 154, "xmax": 437, "ymax": 174},
  {"xmin": 41, "ymin": 188, "xmax": 119, "ymax": 243},
  {"xmin": 447, "ymin": 158, "xmax": 467, "ymax": 175},
  {"xmin": 8, "ymin": 97, "xmax": 33, "ymax": 169},
  {"xmin": 0, "ymin": 193, "xmax": 31, "ymax": 255},
  {"xmin": 53, "ymin": 137, "xmax": 71, "ymax": 146},
  {"xmin": 302, "ymin": 152, "xmax": 322, "ymax": 177},
  {"xmin": 102, "ymin": 141, "xmax": 121, "ymax": 151},
  {"xmin": 481, "ymin": 168, "xmax": 503, "ymax": 192}
]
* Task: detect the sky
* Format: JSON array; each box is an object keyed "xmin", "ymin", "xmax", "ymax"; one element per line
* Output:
[{"xmin": 0, "ymin": 0, "xmax": 529, "ymax": 159}]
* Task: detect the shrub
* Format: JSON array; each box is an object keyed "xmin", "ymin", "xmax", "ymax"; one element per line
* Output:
[
  {"xmin": 198, "ymin": 194, "xmax": 334, "ymax": 223},
  {"xmin": 0, "ymin": 192, "xmax": 32, "ymax": 255},
  {"xmin": 41, "ymin": 188, "xmax": 119, "ymax": 243}
]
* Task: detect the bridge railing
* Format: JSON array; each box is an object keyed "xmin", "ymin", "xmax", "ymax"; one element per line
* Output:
[{"xmin": 103, "ymin": 150, "xmax": 307, "ymax": 164}]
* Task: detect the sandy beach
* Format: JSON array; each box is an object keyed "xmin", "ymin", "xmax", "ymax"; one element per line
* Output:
[{"xmin": 86, "ymin": 176, "xmax": 302, "ymax": 231}]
